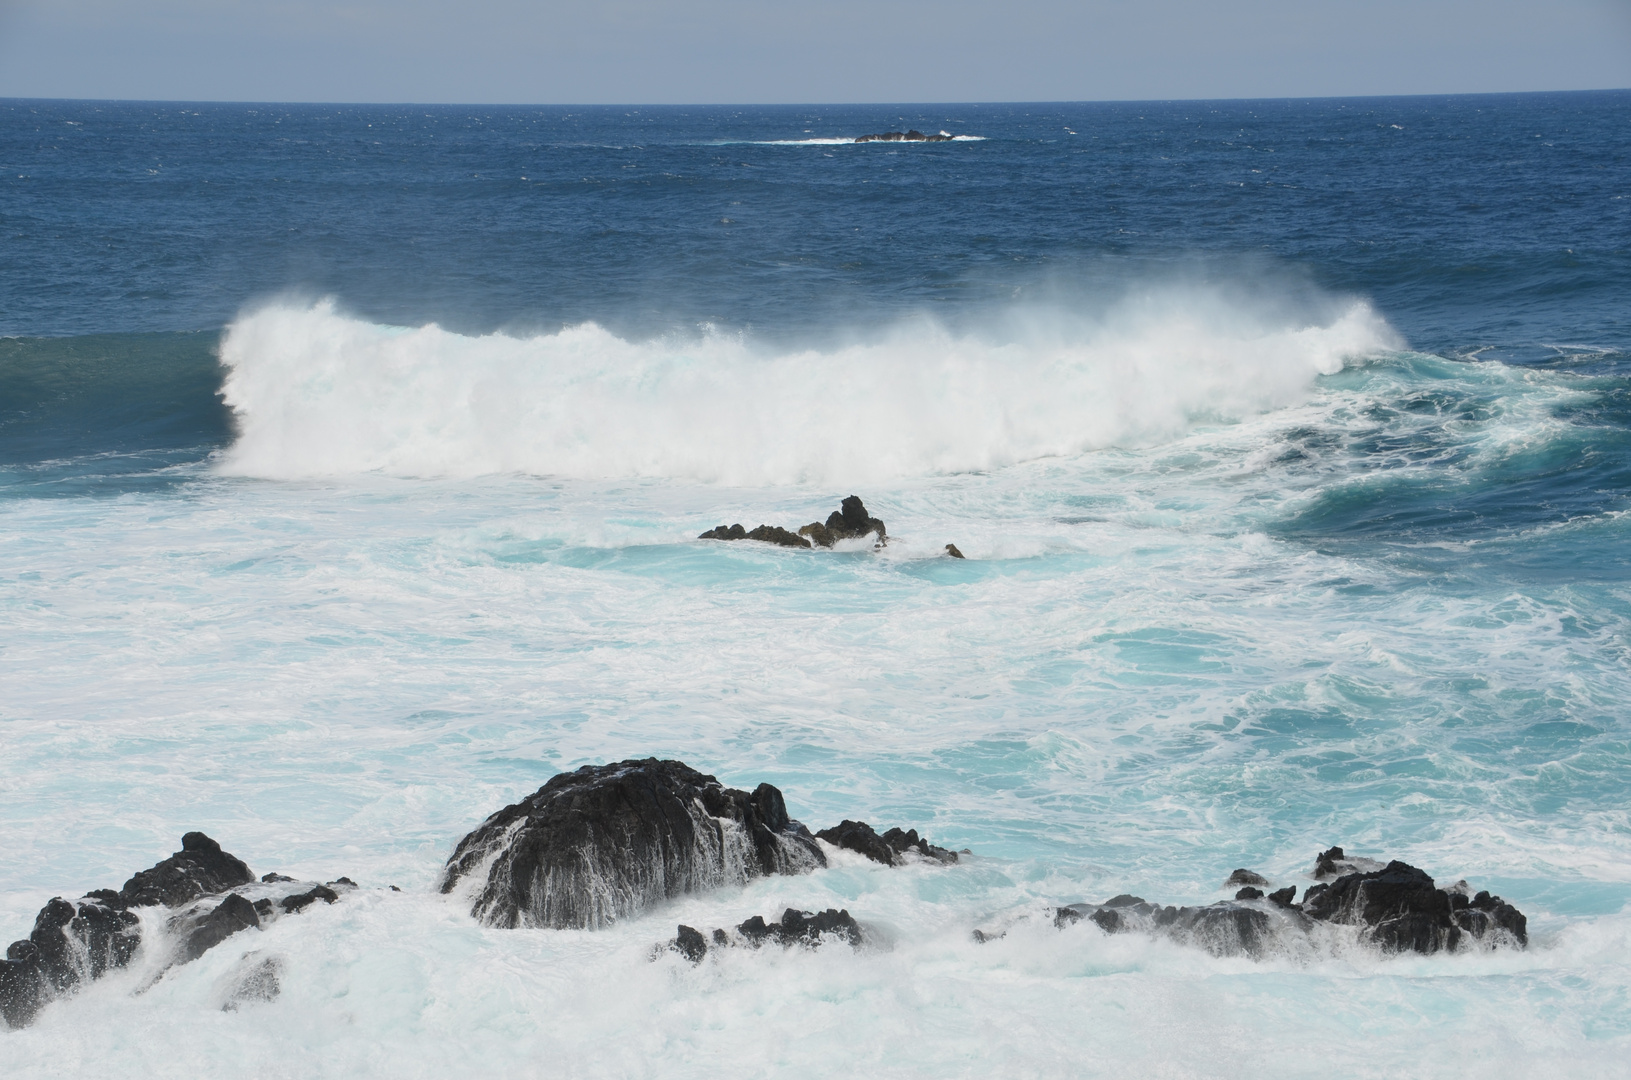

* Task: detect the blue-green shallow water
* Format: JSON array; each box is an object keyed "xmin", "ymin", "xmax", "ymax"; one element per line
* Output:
[{"xmin": 2, "ymin": 93, "xmax": 1630, "ymax": 1076}]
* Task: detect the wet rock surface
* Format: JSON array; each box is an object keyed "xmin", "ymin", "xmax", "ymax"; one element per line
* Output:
[
  {"xmin": 815, "ymin": 819, "xmax": 958, "ymax": 866},
  {"xmin": 440, "ymin": 758, "xmax": 826, "ymax": 929},
  {"xmin": 667, "ymin": 907, "xmax": 864, "ymax": 962},
  {"xmin": 0, "ymin": 834, "xmax": 357, "ymax": 1029},
  {"xmin": 1301, "ymin": 859, "xmax": 1527, "ymax": 952},
  {"xmin": 702, "ymin": 495, "xmax": 886, "ymax": 550},
  {"xmin": 1013, "ymin": 849, "xmax": 1528, "ymax": 959},
  {"xmin": 118, "ymin": 831, "xmax": 254, "ymax": 908}
]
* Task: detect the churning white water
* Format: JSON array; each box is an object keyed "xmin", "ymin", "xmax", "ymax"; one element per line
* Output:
[{"xmin": 5, "ymin": 294, "xmax": 1629, "ymax": 1077}]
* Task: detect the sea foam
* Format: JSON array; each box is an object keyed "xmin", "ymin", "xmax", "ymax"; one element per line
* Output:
[{"xmin": 215, "ymin": 293, "xmax": 1399, "ymax": 484}]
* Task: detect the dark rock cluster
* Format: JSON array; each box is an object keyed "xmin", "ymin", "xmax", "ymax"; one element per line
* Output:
[
  {"xmin": 700, "ymin": 495, "xmax": 887, "ymax": 550},
  {"xmin": 669, "ymin": 907, "xmax": 864, "ymax": 963},
  {"xmin": 1301, "ymin": 857, "xmax": 1526, "ymax": 953},
  {"xmin": 442, "ymin": 760, "xmax": 959, "ymax": 936},
  {"xmin": 855, "ymin": 130, "xmax": 955, "ymax": 142},
  {"xmin": 6, "ymin": 764, "xmax": 1537, "ymax": 1028},
  {"xmin": 440, "ymin": 759, "xmax": 827, "ymax": 929},
  {"xmin": 1011, "ymin": 847, "xmax": 1528, "ymax": 958},
  {"xmin": 815, "ymin": 820, "xmax": 958, "ymax": 866},
  {"xmin": 1, "ymin": 832, "xmax": 355, "ymax": 1029}
]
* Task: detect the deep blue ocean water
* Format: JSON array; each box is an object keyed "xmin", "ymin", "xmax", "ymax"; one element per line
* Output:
[{"xmin": 2, "ymin": 93, "xmax": 1630, "ymax": 1076}]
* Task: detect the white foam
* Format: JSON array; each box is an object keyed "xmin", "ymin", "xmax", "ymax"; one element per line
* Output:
[{"xmin": 216, "ymin": 293, "xmax": 1399, "ymax": 483}]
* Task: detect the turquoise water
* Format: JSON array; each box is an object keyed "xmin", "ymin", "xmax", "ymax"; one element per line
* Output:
[{"xmin": 2, "ymin": 94, "xmax": 1630, "ymax": 1075}]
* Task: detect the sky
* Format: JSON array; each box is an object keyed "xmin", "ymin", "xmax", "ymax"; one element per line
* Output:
[{"xmin": 0, "ymin": 0, "xmax": 1627, "ymax": 104}]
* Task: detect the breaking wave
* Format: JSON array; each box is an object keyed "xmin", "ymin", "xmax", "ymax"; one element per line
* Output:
[{"xmin": 216, "ymin": 291, "xmax": 1401, "ymax": 484}]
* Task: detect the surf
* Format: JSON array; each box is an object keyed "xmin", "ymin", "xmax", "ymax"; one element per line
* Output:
[{"xmin": 215, "ymin": 291, "xmax": 1399, "ymax": 484}]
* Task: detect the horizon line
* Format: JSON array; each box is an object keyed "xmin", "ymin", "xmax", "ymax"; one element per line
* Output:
[{"xmin": 2, "ymin": 87, "xmax": 1628, "ymax": 111}]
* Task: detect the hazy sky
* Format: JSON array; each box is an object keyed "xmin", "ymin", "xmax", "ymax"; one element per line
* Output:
[{"xmin": 0, "ymin": 0, "xmax": 1627, "ymax": 104}]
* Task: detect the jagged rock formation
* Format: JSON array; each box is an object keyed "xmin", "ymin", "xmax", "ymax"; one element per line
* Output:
[
  {"xmin": 441, "ymin": 759, "xmax": 826, "ymax": 930},
  {"xmin": 699, "ymin": 523, "xmax": 810, "ymax": 547},
  {"xmin": 668, "ymin": 907, "xmax": 864, "ymax": 962},
  {"xmin": 0, "ymin": 833, "xmax": 353, "ymax": 1029},
  {"xmin": 800, "ymin": 495, "xmax": 887, "ymax": 547},
  {"xmin": 1301, "ymin": 860, "xmax": 1526, "ymax": 952},
  {"xmin": 815, "ymin": 820, "xmax": 958, "ymax": 866},
  {"xmin": 701, "ymin": 496, "xmax": 886, "ymax": 550},
  {"xmin": 944, "ymin": 543, "xmax": 965, "ymax": 558},
  {"xmin": 1011, "ymin": 849, "xmax": 1528, "ymax": 959},
  {"xmin": 1225, "ymin": 868, "xmax": 1269, "ymax": 887},
  {"xmin": 855, "ymin": 130, "xmax": 955, "ymax": 142}
]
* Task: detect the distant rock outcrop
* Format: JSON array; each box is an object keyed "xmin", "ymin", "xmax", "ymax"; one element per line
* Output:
[
  {"xmin": 701, "ymin": 495, "xmax": 886, "ymax": 550},
  {"xmin": 440, "ymin": 759, "xmax": 826, "ymax": 929},
  {"xmin": 855, "ymin": 130, "xmax": 955, "ymax": 142}
]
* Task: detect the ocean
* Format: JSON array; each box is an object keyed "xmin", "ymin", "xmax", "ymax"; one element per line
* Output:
[{"xmin": 2, "ymin": 92, "xmax": 1629, "ymax": 1076}]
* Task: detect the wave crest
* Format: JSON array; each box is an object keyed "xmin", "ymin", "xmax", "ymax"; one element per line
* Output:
[{"xmin": 216, "ymin": 293, "xmax": 1400, "ymax": 484}]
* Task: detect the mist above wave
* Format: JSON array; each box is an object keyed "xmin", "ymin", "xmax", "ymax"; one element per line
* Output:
[{"xmin": 216, "ymin": 291, "xmax": 1400, "ymax": 483}]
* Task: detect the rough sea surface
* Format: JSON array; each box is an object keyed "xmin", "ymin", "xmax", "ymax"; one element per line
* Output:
[{"xmin": 2, "ymin": 93, "xmax": 1629, "ymax": 1076}]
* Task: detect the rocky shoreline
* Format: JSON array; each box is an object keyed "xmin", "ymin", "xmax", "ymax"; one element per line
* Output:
[{"xmin": 3, "ymin": 758, "xmax": 1531, "ymax": 1027}]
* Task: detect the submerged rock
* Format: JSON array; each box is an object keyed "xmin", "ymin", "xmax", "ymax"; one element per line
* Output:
[
  {"xmin": 1022, "ymin": 849, "xmax": 1528, "ymax": 960},
  {"xmin": 944, "ymin": 543, "xmax": 965, "ymax": 559},
  {"xmin": 219, "ymin": 952, "xmax": 282, "ymax": 1011},
  {"xmin": 815, "ymin": 819, "xmax": 958, "ymax": 866},
  {"xmin": 1225, "ymin": 868, "xmax": 1269, "ymax": 887},
  {"xmin": 441, "ymin": 759, "xmax": 826, "ymax": 929},
  {"xmin": 667, "ymin": 907, "xmax": 863, "ymax": 962}
]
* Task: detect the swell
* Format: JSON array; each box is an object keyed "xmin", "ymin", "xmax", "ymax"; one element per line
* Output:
[
  {"xmin": 0, "ymin": 332, "xmax": 232, "ymax": 466},
  {"xmin": 215, "ymin": 293, "xmax": 1400, "ymax": 485}
]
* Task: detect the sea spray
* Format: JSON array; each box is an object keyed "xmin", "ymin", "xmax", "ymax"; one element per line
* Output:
[{"xmin": 216, "ymin": 293, "xmax": 1399, "ymax": 483}]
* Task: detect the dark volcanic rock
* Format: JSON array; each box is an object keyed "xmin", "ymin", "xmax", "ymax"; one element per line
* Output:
[
  {"xmin": 667, "ymin": 907, "xmax": 863, "ymax": 961},
  {"xmin": 1048, "ymin": 895, "xmax": 1282, "ymax": 958},
  {"xmin": 814, "ymin": 819, "xmax": 958, "ymax": 866},
  {"xmin": 745, "ymin": 524, "xmax": 811, "ymax": 548},
  {"xmin": 180, "ymin": 893, "xmax": 260, "ymax": 963},
  {"xmin": 1036, "ymin": 850, "xmax": 1528, "ymax": 961},
  {"xmin": 798, "ymin": 522, "xmax": 835, "ymax": 547},
  {"xmin": 119, "ymin": 832, "xmax": 254, "ymax": 908},
  {"xmin": 825, "ymin": 495, "xmax": 887, "ymax": 543},
  {"xmin": 280, "ymin": 884, "xmax": 340, "ymax": 914},
  {"xmin": 739, "ymin": 907, "xmax": 863, "ymax": 948},
  {"xmin": 855, "ymin": 130, "xmax": 954, "ymax": 142},
  {"xmin": 2, "ymin": 834, "xmax": 356, "ymax": 1029},
  {"xmin": 704, "ymin": 496, "xmax": 886, "ymax": 550},
  {"xmin": 944, "ymin": 543, "xmax": 965, "ymax": 558},
  {"xmin": 1302, "ymin": 859, "xmax": 1527, "ymax": 952},
  {"xmin": 1226, "ymin": 868, "xmax": 1269, "ymax": 887},
  {"xmin": 673, "ymin": 924, "xmax": 709, "ymax": 963},
  {"xmin": 441, "ymin": 759, "xmax": 826, "ymax": 929}
]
